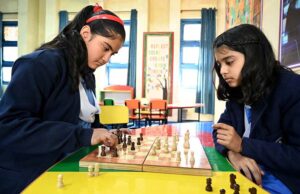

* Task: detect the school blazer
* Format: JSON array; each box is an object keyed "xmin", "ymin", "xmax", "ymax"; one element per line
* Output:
[
  {"xmin": 0, "ymin": 49, "xmax": 100, "ymax": 193},
  {"xmin": 213, "ymin": 70, "xmax": 300, "ymax": 193}
]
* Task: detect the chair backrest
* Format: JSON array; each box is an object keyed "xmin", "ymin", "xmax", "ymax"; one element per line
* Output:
[
  {"xmin": 99, "ymin": 105, "xmax": 129, "ymax": 124},
  {"xmin": 125, "ymin": 99, "xmax": 141, "ymax": 115},
  {"xmin": 150, "ymin": 99, "xmax": 167, "ymax": 110},
  {"xmin": 103, "ymin": 99, "xmax": 114, "ymax": 106}
]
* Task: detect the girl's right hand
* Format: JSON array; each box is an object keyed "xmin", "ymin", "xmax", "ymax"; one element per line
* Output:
[
  {"xmin": 227, "ymin": 150, "xmax": 264, "ymax": 186},
  {"xmin": 91, "ymin": 128, "xmax": 118, "ymax": 147}
]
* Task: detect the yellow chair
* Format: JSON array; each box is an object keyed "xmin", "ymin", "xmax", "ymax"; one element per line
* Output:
[{"xmin": 99, "ymin": 105, "xmax": 129, "ymax": 129}]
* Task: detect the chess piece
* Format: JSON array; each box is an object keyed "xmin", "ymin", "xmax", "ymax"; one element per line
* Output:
[
  {"xmin": 97, "ymin": 145, "xmax": 102, "ymax": 157},
  {"xmin": 230, "ymin": 173, "xmax": 236, "ymax": 189},
  {"xmin": 190, "ymin": 151, "xmax": 195, "ymax": 167},
  {"xmin": 57, "ymin": 174, "xmax": 64, "ymax": 188},
  {"xmin": 156, "ymin": 138, "xmax": 161, "ymax": 150},
  {"xmin": 219, "ymin": 189, "xmax": 226, "ymax": 194},
  {"xmin": 233, "ymin": 183, "xmax": 240, "ymax": 194},
  {"xmin": 164, "ymin": 137, "xmax": 168, "ymax": 145},
  {"xmin": 184, "ymin": 139, "xmax": 190, "ymax": 149},
  {"xmin": 123, "ymin": 134, "xmax": 127, "ymax": 144},
  {"xmin": 137, "ymin": 137, "xmax": 141, "ymax": 145},
  {"xmin": 88, "ymin": 165, "xmax": 94, "ymax": 177},
  {"xmin": 111, "ymin": 147, "xmax": 119, "ymax": 157},
  {"xmin": 101, "ymin": 146, "xmax": 106, "ymax": 156},
  {"xmin": 140, "ymin": 133, "xmax": 143, "ymax": 141},
  {"xmin": 205, "ymin": 177, "xmax": 213, "ymax": 192},
  {"xmin": 176, "ymin": 151, "xmax": 181, "ymax": 163},
  {"xmin": 94, "ymin": 163, "xmax": 100, "ymax": 176},
  {"xmin": 151, "ymin": 146, "xmax": 157, "ymax": 156},
  {"xmin": 248, "ymin": 187, "xmax": 257, "ymax": 194},
  {"xmin": 175, "ymin": 134, "xmax": 179, "ymax": 142},
  {"xmin": 127, "ymin": 135, "xmax": 132, "ymax": 146},
  {"xmin": 171, "ymin": 142, "xmax": 177, "ymax": 151},
  {"xmin": 130, "ymin": 142, "xmax": 135, "ymax": 151},
  {"xmin": 163, "ymin": 143, "xmax": 169, "ymax": 153}
]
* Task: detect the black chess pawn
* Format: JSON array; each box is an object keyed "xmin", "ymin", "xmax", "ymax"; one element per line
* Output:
[
  {"xmin": 111, "ymin": 147, "xmax": 119, "ymax": 157},
  {"xmin": 219, "ymin": 189, "xmax": 226, "ymax": 194},
  {"xmin": 233, "ymin": 184, "xmax": 240, "ymax": 194},
  {"xmin": 101, "ymin": 146, "xmax": 106, "ymax": 156},
  {"xmin": 230, "ymin": 173, "xmax": 236, "ymax": 189},
  {"xmin": 248, "ymin": 187, "xmax": 257, "ymax": 194},
  {"xmin": 117, "ymin": 135, "xmax": 122, "ymax": 144},
  {"xmin": 140, "ymin": 133, "xmax": 143, "ymax": 141},
  {"xmin": 122, "ymin": 141, "xmax": 127, "ymax": 150},
  {"xmin": 137, "ymin": 137, "xmax": 141, "ymax": 145},
  {"xmin": 131, "ymin": 142, "xmax": 135, "ymax": 151},
  {"xmin": 127, "ymin": 135, "xmax": 132, "ymax": 146},
  {"xmin": 205, "ymin": 178, "xmax": 213, "ymax": 192},
  {"xmin": 123, "ymin": 134, "xmax": 127, "ymax": 144}
]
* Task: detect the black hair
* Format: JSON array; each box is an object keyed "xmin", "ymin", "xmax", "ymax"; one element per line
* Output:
[
  {"xmin": 213, "ymin": 24, "xmax": 289, "ymax": 105},
  {"xmin": 36, "ymin": 5, "xmax": 126, "ymax": 92}
]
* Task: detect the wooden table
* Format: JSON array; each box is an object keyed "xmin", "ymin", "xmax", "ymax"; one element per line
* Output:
[
  {"xmin": 22, "ymin": 123, "xmax": 268, "ymax": 194},
  {"xmin": 167, "ymin": 103, "xmax": 204, "ymax": 122}
]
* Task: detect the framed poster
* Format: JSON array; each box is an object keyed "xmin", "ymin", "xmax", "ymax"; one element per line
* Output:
[
  {"xmin": 142, "ymin": 32, "xmax": 174, "ymax": 103},
  {"xmin": 225, "ymin": 0, "xmax": 262, "ymax": 29},
  {"xmin": 279, "ymin": 0, "xmax": 300, "ymax": 68}
]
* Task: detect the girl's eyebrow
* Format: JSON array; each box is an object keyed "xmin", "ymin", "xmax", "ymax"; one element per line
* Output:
[{"xmin": 217, "ymin": 56, "xmax": 234, "ymax": 64}]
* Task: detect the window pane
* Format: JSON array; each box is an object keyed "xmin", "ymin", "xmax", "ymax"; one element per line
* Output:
[
  {"xmin": 182, "ymin": 47, "xmax": 199, "ymax": 64},
  {"xmin": 125, "ymin": 25, "xmax": 130, "ymax": 42},
  {"xmin": 4, "ymin": 26, "xmax": 18, "ymax": 41},
  {"xmin": 108, "ymin": 68, "xmax": 128, "ymax": 85},
  {"xmin": 181, "ymin": 69, "xmax": 198, "ymax": 88},
  {"xmin": 2, "ymin": 67, "xmax": 12, "ymax": 82},
  {"xmin": 3, "ymin": 47, "xmax": 18, "ymax": 62},
  {"xmin": 110, "ymin": 47, "xmax": 129, "ymax": 64},
  {"xmin": 183, "ymin": 24, "xmax": 201, "ymax": 41},
  {"xmin": 178, "ymin": 88, "xmax": 196, "ymax": 103}
]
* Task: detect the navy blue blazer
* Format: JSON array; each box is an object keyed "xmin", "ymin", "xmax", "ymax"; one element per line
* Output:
[
  {"xmin": 213, "ymin": 70, "xmax": 300, "ymax": 193},
  {"xmin": 0, "ymin": 49, "xmax": 100, "ymax": 193}
]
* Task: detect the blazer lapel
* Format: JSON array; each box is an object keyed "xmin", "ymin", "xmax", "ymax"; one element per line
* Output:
[{"xmin": 250, "ymin": 97, "xmax": 268, "ymax": 137}]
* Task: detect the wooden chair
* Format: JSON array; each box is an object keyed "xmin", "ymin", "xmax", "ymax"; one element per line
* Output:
[
  {"xmin": 148, "ymin": 99, "xmax": 168, "ymax": 126},
  {"xmin": 99, "ymin": 105, "xmax": 129, "ymax": 129},
  {"xmin": 125, "ymin": 99, "xmax": 147, "ymax": 128}
]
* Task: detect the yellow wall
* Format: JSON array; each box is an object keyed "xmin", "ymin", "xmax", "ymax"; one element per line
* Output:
[{"xmin": 0, "ymin": 0, "xmax": 283, "ymax": 122}]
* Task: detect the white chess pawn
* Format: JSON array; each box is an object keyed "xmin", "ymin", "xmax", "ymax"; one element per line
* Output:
[
  {"xmin": 175, "ymin": 134, "xmax": 179, "ymax": 143},
  {"xmin": 151, "ymin": 146, "xmax": 157, "ymax": 156},
  {"xmin": 171, "ymin": 142, "xmax": 177, "ymax": 151},
  {"xmin": 176, "ymin": 151, "xmax": 181, "ymax": 163},
  {"xmin": 190, "ymin": 151, "xmax": 195, "ymax": 167},
  {"xmin": 97, "ymin": 145, "xmax": 102, "ymax": 158},
  {"xmin": 184, "ymin": 140, "xmax": 190, "ymax": 149},
  {"xmin": 57, "ymin": 174, "xmax": 64, "ymax": 188},
  {"xmin": 88, "ymin": 165, "xmax": 94, "ymax": 177},
  {"xmin": 156, "ymin": 138, "xmax": 161, "ymax": 150},
  {"xmin": 163, "ymin": 143, "xmax": 169, "ymax": 153},
  {"xmin": 94, "ymin": 163, "xmax": 100, "ymax": 176},
  {"xmin": 164, "ymin": 137, "xmax": 168, "ymax": 145}
]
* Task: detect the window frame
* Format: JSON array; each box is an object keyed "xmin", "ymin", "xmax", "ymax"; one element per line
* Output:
[
  {"xmin": 180, "ymin": 19, "xmax": 201, "ymax": 89},
  {"xmin": 106, "ymin": 20, "xmax": 130, "ymax": 85},
  {"xmin": 1, "ymin": 21, "xmax": 18, "ymax": 84}
]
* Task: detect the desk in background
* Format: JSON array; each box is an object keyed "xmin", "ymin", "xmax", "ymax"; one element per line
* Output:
[
  {"xmin": 167, "ymin": 103, "xmax": 204, "ymax": 122},
  {"xmin": 23, "ymin": 123, "xmax": 268, "ymax": 194}
]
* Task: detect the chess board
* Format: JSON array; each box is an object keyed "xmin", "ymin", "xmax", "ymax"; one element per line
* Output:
[{"xmin": 79, "ymin": 135, "xmax": 212, "ymax": 176}]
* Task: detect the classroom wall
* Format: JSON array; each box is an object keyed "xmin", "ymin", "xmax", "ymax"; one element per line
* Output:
[{"xmin": 1, "ymin": 0, "xmax": 283, "ymax": 122}]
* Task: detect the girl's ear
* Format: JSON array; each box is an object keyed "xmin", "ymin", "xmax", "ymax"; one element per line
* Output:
[{"xmin": 80, "ymin": 25, "xmax": 92, "ymax": 41}]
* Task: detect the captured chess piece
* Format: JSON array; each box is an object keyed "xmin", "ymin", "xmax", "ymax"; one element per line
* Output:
[
  {"xmin": 233, "ymin": 183, "xmax": 240, "ymax": 194},
  {"xmin": 248, "ymin": 187, "xmax": 257, "ymax": 194},
  {"xmin": 57, "ymin": 174, "xmax": 64, "ymax": 188},
  {"xmin": 94, "ymin": 163, "xmax": 100, "ymax": 176},
  {"xmin": 205, "ymin": 177, "xmax": 213, "ymax": 192},
  {"xmin": 219, "ymin": 189, "xmax": 226, "ymax": 194},
  {"xmin": 88, "ymin": 165, "xmax": 94, "ymax": 177},
  {"xmin": 230, "ymin": 173, "xmax": 236, "ymax": 189}
]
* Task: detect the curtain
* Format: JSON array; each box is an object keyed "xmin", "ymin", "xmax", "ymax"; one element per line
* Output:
[
  {"xmin": 59, "ymin": 11, "xmax": 68, "ymax": 32},
  {"xmin": 196, "ymin": 8, "xmax": 216, "ymax": 114},
  {"xmin": 0, "ymin": 12, "xmax": 3, "ymax": 98},
  {"xmin": 127, "ymin": 9, "xmax": 137, "ymax": 98}
]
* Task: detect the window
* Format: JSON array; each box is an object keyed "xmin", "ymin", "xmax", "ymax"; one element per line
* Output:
[
  {"xmin": 1, "ymin": 21, "xmax": 18, "ymax": 84},
  {"xmin": 106, "ymin": 21, "xmax": 130, "ymax": 85},
  {"xmin": 179, "ymin": 19, "xmax": 201, "ymax": 102}
]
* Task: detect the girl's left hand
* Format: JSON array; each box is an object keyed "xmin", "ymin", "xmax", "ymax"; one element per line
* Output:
[{"xmin": 213, "ymin": 123, "xmax": 242, "ymax": 153}]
